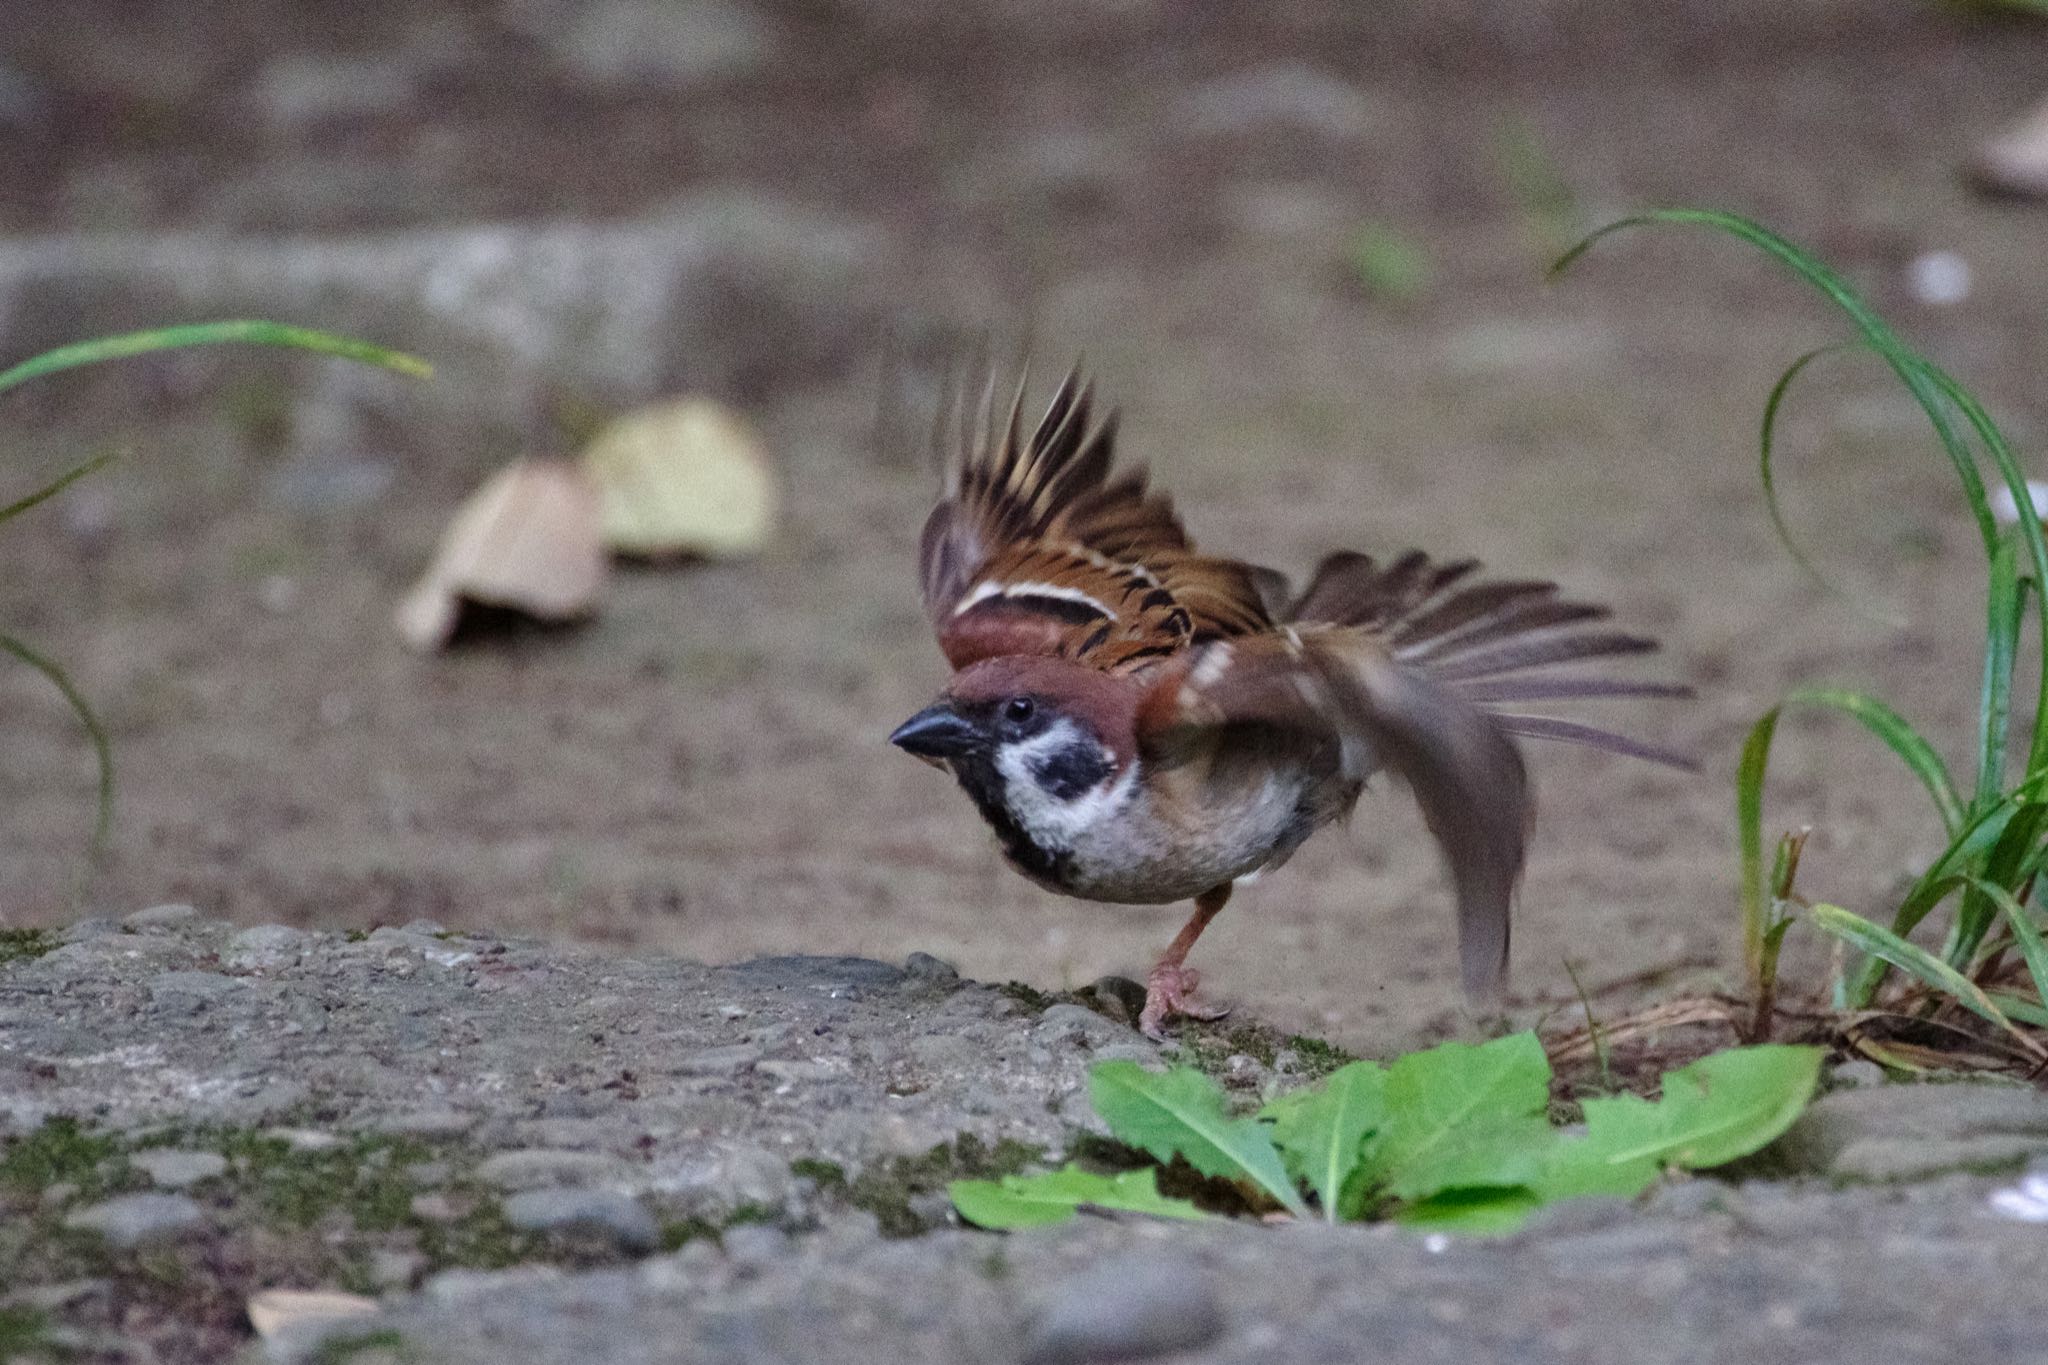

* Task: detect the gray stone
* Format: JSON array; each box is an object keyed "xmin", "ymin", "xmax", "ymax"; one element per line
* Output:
[
  {"xmin": 1181, "ymin": 64, "xmax": 1380, "ymax": 139},
  {"xmin": 476, "ymin": 1150, "xmax": 635, "ymax": 1192},
  {"xmin": 56, "ymin": 918, "xmax": 118, "ymax": 944},
  {"xmin": 371, "ymin": 1107, "xmax": 478, "ymax": 1139},
  {"xmin": 224, "ymin": 924, "xmax": 311, "ymax": 970},
  {"xmin": 124, "ymin": 903, "xmax": 199, "ymax": 930},
  {"xmin": 902, "ymin": 952, "xmax": 959, "ymax": 984},
  {"xmin": 248, "ymin": 53, "xmax": 422, "ymax": 128},
  {"xmin": 0, "ymin": 196, "xmax": 885, "ymax": 455},
  {"xmin": 1768, "ymin": 1081, "xmax": 2048, "ymax": 1180},
  {"xmin": 130, "ymin": 1148, "xmax": 228, "ymax": 1189},
  {"xmin": 1032, "ymin": 1004, "xmax": 1133, "ymax": 1050},
  {"xmin": 63, "ymin": 1193, "xmax": 205, "ymax": 1248},
  {"xmin": 146, "ymin": 970, "xmax": 244, "ymax": 1014},
  {"xmin": 672, "ymin": 1044, "xmax": 762, "ymax": 1077},
  {"xmin": 503, "ymin": 1188, "xmax": 660, "ymax": 1253},
  {"xmin": 1827, "ymin": 1059, "xmax": 1886, "ymax": 1090},
  {"xmin": 508, "ymin": 0, "xmax": 775, "ymax": 89},
  {"xmin": 718, "ymin": 1222, "xmax": 789, "ymax": 1265},
  {"xmin": 1024, "ymin": 1251, "xmax": 1224, "ymax": 1365}
]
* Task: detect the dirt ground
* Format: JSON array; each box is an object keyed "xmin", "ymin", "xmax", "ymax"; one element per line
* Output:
[{"xmin": 5, "ymin": 0, "xmax": 2048, "ymax": 1053}]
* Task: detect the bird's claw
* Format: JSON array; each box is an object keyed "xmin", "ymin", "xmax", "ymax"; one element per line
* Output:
[{"xmin": 1139, "ymin": 963, "xmax": 1231, "ymax": 1040}]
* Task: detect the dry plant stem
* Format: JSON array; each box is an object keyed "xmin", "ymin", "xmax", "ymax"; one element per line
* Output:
[{"xmin": 1751, "ymin": 828, "xmax": 1810, "ymax": 1043}]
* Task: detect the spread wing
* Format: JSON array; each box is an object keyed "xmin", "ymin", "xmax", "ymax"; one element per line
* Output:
[
  {"xmin": 1135, "ymin": 551, "xmax": 1692, "ymax": 1004},
  {"xmin": 917, "ymin": 369, "xmax": 1275, "ymax": 672},
  {"xmin": 1138, "ymin": 628, "xmax": 1531, "ymax": 1004}
]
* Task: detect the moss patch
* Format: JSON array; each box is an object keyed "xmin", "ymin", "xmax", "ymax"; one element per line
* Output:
[
  {"xmin": 0, "ymin": 1116, "xmax": 136, "ymax": 1200},
  {"xmin": 0, "ymin": 927, "xmax": 56, "ymax": 967},
  {"xmin": 996, "ymin": 980, "xmax": 1058, "ymax": 1014},
  {"xmin": 832, "ymin": 1135, "xmax": 1043, "ymax": 1238}
]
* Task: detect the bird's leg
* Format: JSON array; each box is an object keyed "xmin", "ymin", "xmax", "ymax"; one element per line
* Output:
[{"xmin": 1139, "ymin": 883, "xmax": 1234, "ymax": 1039}]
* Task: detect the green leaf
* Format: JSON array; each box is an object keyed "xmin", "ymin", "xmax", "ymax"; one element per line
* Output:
[
  {"xmin": 1393, "ymin": 1186, "xmax": 1541, "ymax": 1235},
  {"xmin": 1736, "ymin": 705, "xmax": 1781, "ymax": 981},
  {"xmin": 0, "ymin": 320, "xmax": 431, "ymax": 394},
  {"xmin": 1811, "ymin": 903, "xmax": 2043, "ymax": 1058},
  {"xmin": 1353, "ymin": 1033, "xmax": 1551, "ymax": 1208},
  {"xmin": 1089, "ymin": 1062, "xmax": 1309, "ymax": 1217},
  {"xmin": 1381, "ymin": 1116, "xmax": 1559, "ymax": 1202},
  {"xmin": 1261, "ymin": 1060, "xmax": 1387, "ymax": 1222},
  {"xmin": 948, "ymin": 1164, "xmax": 1207, "ymax": 1230},
  {"xmin": 1556, "ymin": 1044, "xmax": 1821, "ymax": 1176}
]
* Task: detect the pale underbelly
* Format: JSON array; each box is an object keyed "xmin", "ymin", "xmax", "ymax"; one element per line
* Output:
[{"xmin": 1039, "ymin": 773, "xmax": 1333, "ymax": 905}]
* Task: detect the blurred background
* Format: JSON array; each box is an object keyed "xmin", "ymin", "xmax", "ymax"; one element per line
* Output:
[{"xmin": 4, "ymin": 0, "xmax": 2048, "ymax": 1049}]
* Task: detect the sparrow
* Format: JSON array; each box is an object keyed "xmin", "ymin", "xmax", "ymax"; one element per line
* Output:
[{"xmin": 890, "ymin": 369, "xmax": 1691, "ymax": 1038}]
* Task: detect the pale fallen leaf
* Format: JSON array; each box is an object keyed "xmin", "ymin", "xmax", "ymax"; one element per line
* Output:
[
  {"xmin": 246, "ymin": 1288, "xmax": 379, "ymax": 1340},
  {"xmin": 582, "ymin": 399, "xmax": 778, "ymax": 559},
  {"xmin": 395, "ymin": 458, "xmax": 608, "ymax": 651}
]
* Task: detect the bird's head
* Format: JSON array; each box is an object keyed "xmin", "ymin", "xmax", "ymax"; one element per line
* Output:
[{"xmin": 890, "ymin": 655, "xmax": 1144, "ymax": 849}]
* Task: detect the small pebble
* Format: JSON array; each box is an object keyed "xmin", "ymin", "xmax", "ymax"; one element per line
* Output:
[
  {"xmin": 503, "ymin": 1187, "xmax": 660, "ymax": 1253},
  {"xmin": 902, "ymin": 952, "xmax": 959, "ymax": 983},
  {"xmin": 124, "ymin": 903, "xmax": 200, "ymax": 930},
  {"xmin": 131, "ymin": 1149, "xmax": 228, "ymax": 1189},
  {"xmin": 1907, "ymin": 250, "xmax": 1971, "ymax": 307},
  {"xmin": 64, "ymin": 1193, "xmax": 206, "ymax": 1248},
  {"xmin": 475, "ymin": 1148, "xmax": 632, "ymax": 1191}
]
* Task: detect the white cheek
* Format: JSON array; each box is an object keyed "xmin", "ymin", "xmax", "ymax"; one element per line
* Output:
[{"xmin": 994, "ymin": 723, "xmax": 1133, "ymax": 849}]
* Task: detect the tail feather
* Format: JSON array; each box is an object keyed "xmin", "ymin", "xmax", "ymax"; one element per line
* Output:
[
  {"xmin": 1285, "ymin": 548, "xmax": 1687, "ymax": 768},
  {"xmin": 1397, "ymin": 597, "xmax": 1611, "ymax": 664},
  {"xmin": 1492, "ymin": 715, "xmax": 1699, "ymax": 770}
]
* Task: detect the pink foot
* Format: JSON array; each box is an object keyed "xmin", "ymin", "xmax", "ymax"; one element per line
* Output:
[{"xmin": 1139, "ymin": 962, "xmax": 1231, "ymax": 1040}]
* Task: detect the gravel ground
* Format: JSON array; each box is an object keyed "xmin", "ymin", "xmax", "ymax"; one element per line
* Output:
[{"xmin": 4, "ymin": 910, "xmax": 2048, "ymax": 1363}]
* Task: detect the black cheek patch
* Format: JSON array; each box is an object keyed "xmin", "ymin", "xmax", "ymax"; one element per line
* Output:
[{"xmin": 1030, "ymin": 742, "xmax": 1115, "ymax": 801}]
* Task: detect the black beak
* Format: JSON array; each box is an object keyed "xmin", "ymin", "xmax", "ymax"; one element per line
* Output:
[{"xmin": 889, "ymin": 703, "xmax": 984, "ymax": 760}]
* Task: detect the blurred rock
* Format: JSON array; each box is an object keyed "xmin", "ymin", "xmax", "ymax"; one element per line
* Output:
[
  {"xmin": 503, "ymin": 1188, "xmax": 660, "ymax": 1252},
  {"xmin": 64, "ymin": 1193, "xmax": 206, "ymax": 1248},
  {"xmin": 1180, "ymin": 64, "xmax": 1380, "ymax": 139},
  {"xmin": 1024, "ymin": 1251, "xmax": 1224, "ymax": 1365},
  {"xmin": 1970, "ymin": 94, "xmax": 2048, "ymax": 202},
  {"xmin": 130, "ymin": 1148, "xmax": 228, "ymax": 1189},
  {"xmin": 248, "ymin": 54, "xmax": 422, "ymax": 128},
  {"xmin": 504, "ymin": 0, "xmax": 776, "ymax": 89},
  {"xmin": 0, "ymin": 194, "xmax": 885, "ymax": 456},
  {"xmin": 1766, "ymin": 1081, "xmax": 2048, "ymax": 1181}
]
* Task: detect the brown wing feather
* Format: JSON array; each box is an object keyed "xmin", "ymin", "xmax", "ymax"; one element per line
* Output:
[
  {"xmin": 918, "ymin": 368, "xmax": 1275, "ymax": 670},
  {"xmin": 1287, "ymin": 547, "xmax": 1693, "ymax": 770}
]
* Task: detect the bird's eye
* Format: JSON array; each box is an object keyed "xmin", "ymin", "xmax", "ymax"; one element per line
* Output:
[{"xmin": 1004, "ymin": 696, "xmax": 1036, "ymax": 725}]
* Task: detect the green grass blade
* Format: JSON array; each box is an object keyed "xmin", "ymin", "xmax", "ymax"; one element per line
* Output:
[
  {"xmin": 0, "ymin": 453, "xmax": 116, "ymax": 527},
  {"xmin": 1554, "ymin": 210, "xmax": 1996, "ymax": 556},
  {"xmin": 1785, "ymin": 688, "xmax": 1963, "ymax": 838},
  {"xmin": 1947, "ymin": 804, "xmax": 2048, "ymax": 970},
  {"xmin": 1811, "ymin": 903, "xmax": 2043, "ymax": 1058},
  {"xmin": 1736, "ymin": 706, "xmax": 1782, "ymax": 980},
  {"xmin": 1918, "ymin": 363, "xmax": 2048, "ymax": 777},
  {"xmin": 1977, "ymin": 535, "xmax": 2023, "ymax": 814},
  {"xmin": 1758, "ymin": 344, "xmax": 1898, "ymax": 620},
  {"xmin": 1967, "ymin": 877, "xmax": 2048, "ymax": 1019},
  {"xmin": 0, "ymin": 632, "xmax": 112, "ymax": 864},
  {"xmin": 1988, "ymin": 992, "xmax": 2048, "ymax": 1029},
  {"xmin": 0, "ymin": 320, "xmax": 431, "ymax": 394}
]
